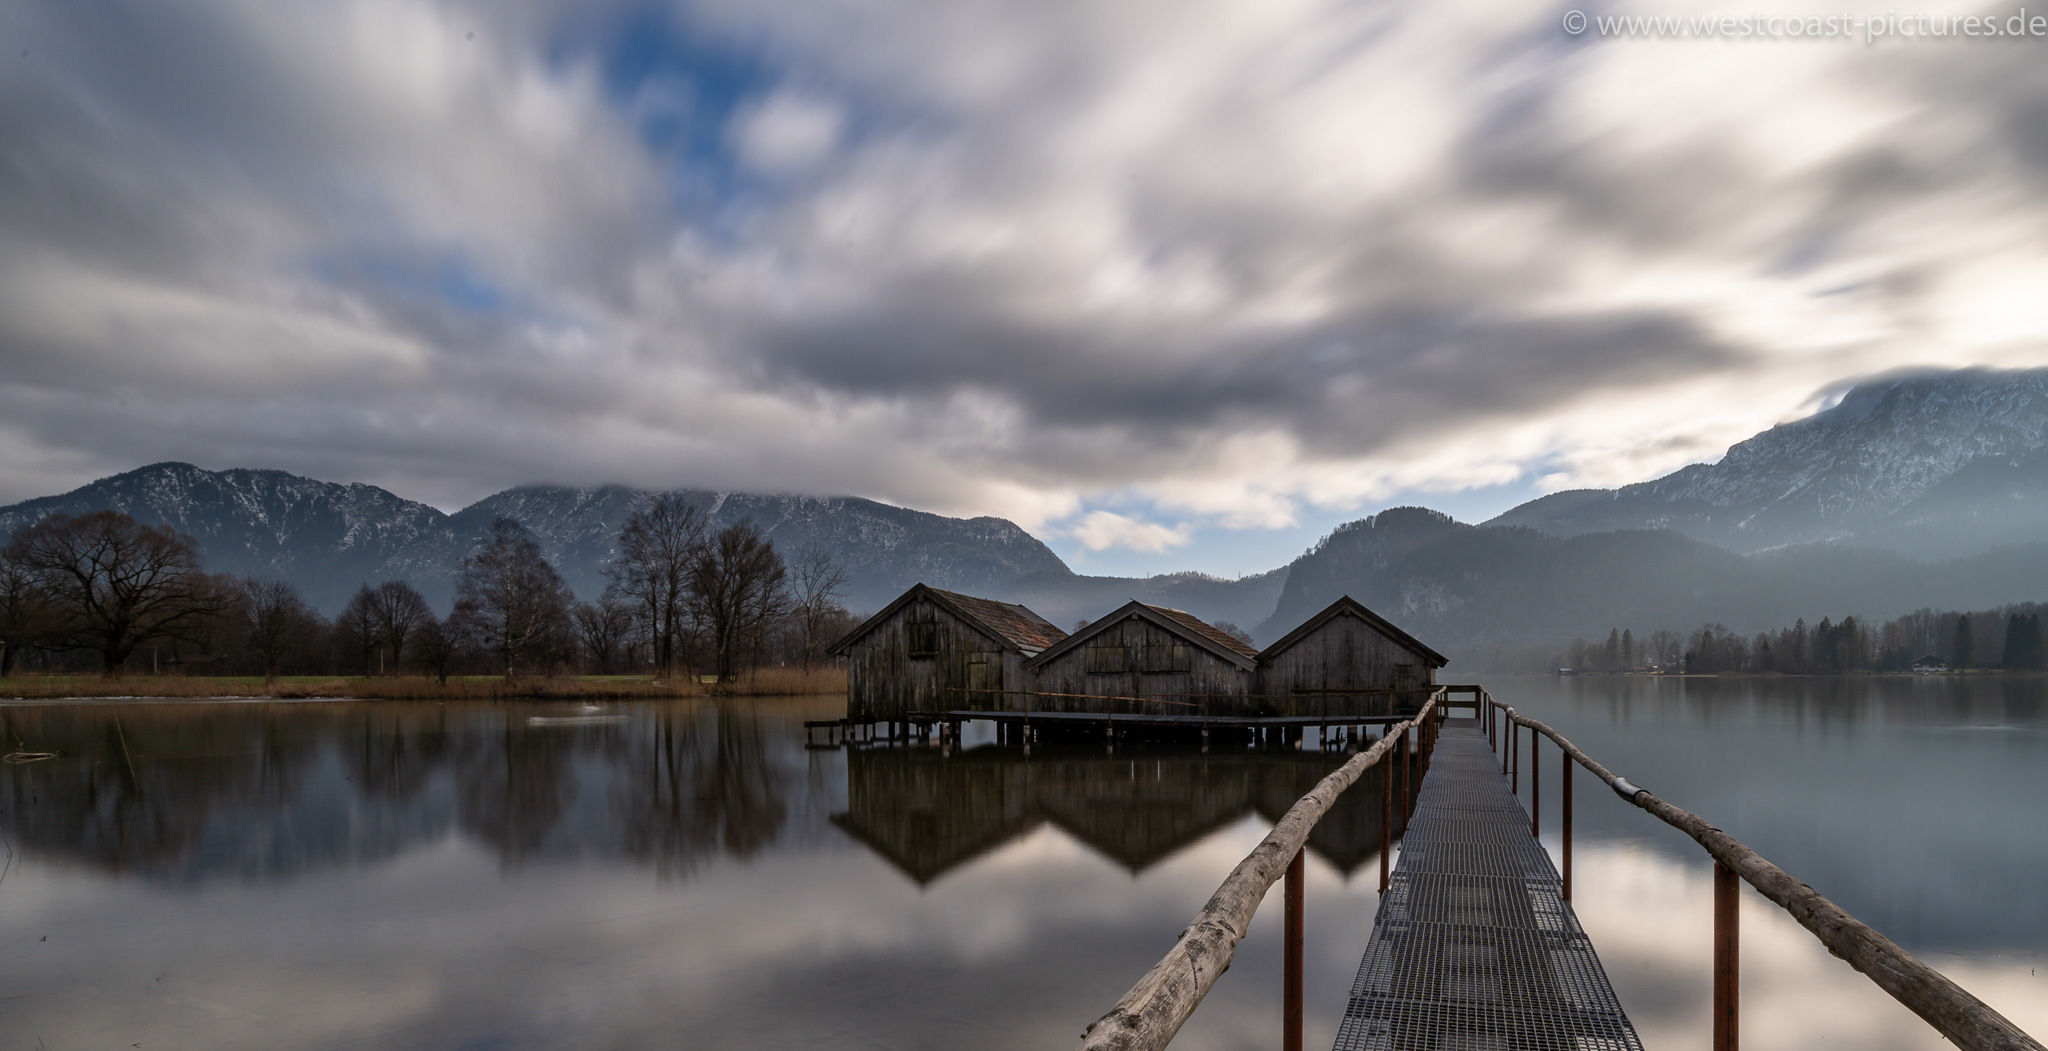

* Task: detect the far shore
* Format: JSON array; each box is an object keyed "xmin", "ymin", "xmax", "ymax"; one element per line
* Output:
[{"xmin": 0, "ymin": 667, "xmax": 847, "ymax": 701}]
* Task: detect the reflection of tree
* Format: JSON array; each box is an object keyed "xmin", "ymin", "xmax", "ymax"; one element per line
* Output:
[
  {"xmin": 455, "ymin": 710, "xmax": 577, "ymax": 864},
  {"xmin": 0, "ymin": 705, "xmax": 318, "ymax": 875},
  {"xmin": 345, "ymin": 708, "xmax": 450, "ymax": 803},
  {"xmin": 611, "ymin": 704, "xmax": 787, "ymax": 877},
  {"xmin": 0, "ymin": 698, "xmax": 810, "ymax": 883}
]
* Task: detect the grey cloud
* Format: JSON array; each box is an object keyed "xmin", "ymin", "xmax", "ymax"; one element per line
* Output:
[{"xmin": 2, "ymin": 0, "xmax": 2044, "ymax": 527}]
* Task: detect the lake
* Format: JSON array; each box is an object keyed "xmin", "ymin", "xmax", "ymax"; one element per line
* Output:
[{"xmin": 1, "ymin": 676, "xmax": 2043, "ymax": 1049}]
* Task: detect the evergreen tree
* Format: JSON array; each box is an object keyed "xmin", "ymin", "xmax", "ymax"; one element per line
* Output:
[
  {"xmin": 1621, "ymin": 629, "xmax": 1634, "ymax": 670},
  {"xmin": 1954, "ymin": 614, "xmax": 1973, "ymax": 670},
  {"xmin": 2004, "ymin": 613, "xmax": 2045, "ymax": 671}
]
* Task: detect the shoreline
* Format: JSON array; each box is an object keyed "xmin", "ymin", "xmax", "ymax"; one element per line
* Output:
[{"xmin": 0, "ymin": 668, "xmax": 847, "ymax": 702}]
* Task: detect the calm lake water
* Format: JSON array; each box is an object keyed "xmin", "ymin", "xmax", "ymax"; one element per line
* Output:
[{"xmin": 1, "ymin": 676, "xmax": 2043, "ymax": 1050}]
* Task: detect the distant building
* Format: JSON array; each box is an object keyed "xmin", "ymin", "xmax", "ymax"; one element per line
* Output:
[
  {"xmin": 1254, "ymin": 595, "xmax": 1448, "ymax": 716},
  {"xmin": 1911, "ymin": 654, "xmax": 1949, "ymax": 673},
  {"xmin": 1025, "ymin": 601, "xmax": 1260, "ymax": 715},
  {"xmin": 832, "ymin": 584, "xmax": 1067, "ymax": 721}
]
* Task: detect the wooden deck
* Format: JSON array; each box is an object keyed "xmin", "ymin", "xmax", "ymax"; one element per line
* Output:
[{"xmin": 1332, "ymin": 718, "xmax": 1641, "ymax": 1050}]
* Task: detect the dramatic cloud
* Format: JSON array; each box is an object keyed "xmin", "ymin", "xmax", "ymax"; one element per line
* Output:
[{"xmin": 3, "ymin": 0, "xmax": 2047, "ymax": 567}]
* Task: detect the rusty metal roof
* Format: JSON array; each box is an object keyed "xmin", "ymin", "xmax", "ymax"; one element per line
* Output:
[
  {"xmin": 1026, "ymin": 599, "xmax": 1260, "ymax": 671},
  {"xmin": 1141, "ymin": 603, "xmax": 1261, "ymax": 662},
  {"xmin": 831, "ymin": 583, "xmax": 1067, "ymax": 657},
  {"xmin": 927, "ymin": 587, "xmax": 1068, "ymax": 655}
]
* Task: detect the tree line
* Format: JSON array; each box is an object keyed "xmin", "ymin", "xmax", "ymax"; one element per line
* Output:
[
  {"xmin": 0, "ymin": 500, "xmax": 862, "ymax": 680},
  {"xmin": 1533, "ymin": 602, "xmax": 2048, "ymax": 674}
]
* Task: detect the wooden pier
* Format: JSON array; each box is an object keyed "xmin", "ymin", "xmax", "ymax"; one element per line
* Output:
[
  {"xmin": 1076, "ymin": 690, "xmax": 2042, "ymax": 1051},
  {"xmin": 1331, "ymin": 718, "xmax": 1639, "ymax": 1049}
]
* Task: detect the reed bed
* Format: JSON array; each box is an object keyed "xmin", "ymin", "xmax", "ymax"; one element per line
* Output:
[{"xmin": 0, "ymin": 666, "xmax": 847, "ymax": 701}]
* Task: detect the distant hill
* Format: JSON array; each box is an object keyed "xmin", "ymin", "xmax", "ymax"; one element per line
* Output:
[
  {"xmin": 1255, "ymin": 506, "xmax": 2048, "ymax": 648},
  {"xmin": 0, "ymin": 463, "xmax": 458, "ymax": 613},
  {"xmin": 0, "ymin": 463, "xmax": 1285, "ymax": 628},
  {"xmin": 14, "ymin": 365, "xmax": 2048, "ymax": 650},
  {"xmin": 1487, "ymin": 368, "xmax": 2048, "ymax": 559}
]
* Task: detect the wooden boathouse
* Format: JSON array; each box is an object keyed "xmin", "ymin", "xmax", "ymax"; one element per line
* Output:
[
  {"xmin": 1253, "ymin": 595, "xmax": 1447, "ymax": 717},
  {"xmin": 832, "ymin": 583, "xmax": 1067, "ymax": 721},
  {"xmin": 1025, "ymin": 601, "xmax": 1261, "ymax": 715}
]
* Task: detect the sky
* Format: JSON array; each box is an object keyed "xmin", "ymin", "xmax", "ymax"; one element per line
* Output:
[{"xmin": 4, "ymin": 1, "xmax": 2048, "ymax": 578}]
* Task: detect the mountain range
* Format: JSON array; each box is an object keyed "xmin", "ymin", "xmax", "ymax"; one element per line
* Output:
[
  {"xmin": 0, "ymin": 463, "xmax": 1285, "ymax": 631},
  {"xmin": 6, "ymin": 367, "xmax": 2048, "ymax": 652}
]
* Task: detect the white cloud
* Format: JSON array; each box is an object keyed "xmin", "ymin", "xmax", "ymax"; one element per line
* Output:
[
  {"xmin": 731, "ymin": 90, "xmax": 844, "ymax": 174},
  {"xmin": 1066, "ymin": 510, "xmax": 1195, "ymax": 553}
]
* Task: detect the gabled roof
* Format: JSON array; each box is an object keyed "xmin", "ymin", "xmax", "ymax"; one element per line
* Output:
[
  {"xmin": 830, "ymin": 583, "xmax": 1068, "ymax": 657},
  {"xmin": 1256, "ymin": 595, "xmax": 1449, "ymax": 668},
  {"xmin": 1025, "ymin": 600, "xmax": 1260, "ymax": 671}
]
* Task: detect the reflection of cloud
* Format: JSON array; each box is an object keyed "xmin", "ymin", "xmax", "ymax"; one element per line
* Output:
[{"xmin": 1562, "ymin": 841, "xmax": 2048, "ymax": 1051}]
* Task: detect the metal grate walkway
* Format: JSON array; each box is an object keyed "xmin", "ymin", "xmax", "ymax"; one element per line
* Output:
[{"xmin": 1333, "ymin": 720, "xmax": 1643, "ymax": 1051}]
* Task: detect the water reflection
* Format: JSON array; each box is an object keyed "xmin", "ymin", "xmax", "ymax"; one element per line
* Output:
[
  {"xmin": 1494, "ymin": 674, "xmax": 2048, "ymax": 953},
  {"xmin": 0, "ymin": 701, "xmax": 803, "ymax": 881},
  {"xmin": 0, "ymin": 684, "xmax": 2041, "ymax": 1051},
  {"xmin": 835, "ymin": 743, "xmax": 1396, "ymax": 883},
  {"xmin": 0, "ymin": 700, "xmax": 1396, "ymax": 886}
]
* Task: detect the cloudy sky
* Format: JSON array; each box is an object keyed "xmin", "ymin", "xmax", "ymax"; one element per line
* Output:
[{"xmin": 4, "ymin": 1, "xmax": 2047, "ymax": 576}]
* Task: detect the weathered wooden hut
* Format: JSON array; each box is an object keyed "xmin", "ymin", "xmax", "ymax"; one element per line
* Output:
[
  {"xmin": 833, "ymin": 583, "xmax": 1067, "ymax": 721},
  {"xmin": 1253, "ymin": 595, "xmax": 1448, "ymax": 717},
  {"xmin": 1023, "ymin": 601, "xmax": 1260, "ymax": 715}
]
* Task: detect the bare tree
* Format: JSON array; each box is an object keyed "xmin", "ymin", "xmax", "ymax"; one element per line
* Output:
[
  {"xmin": 689, "ymin": 522, "xmax": 789, "ymax": 681},
  {"xmin": 239, "ymin": 577, "xmax": 321, "ymax": 682},
  {"xmin": 450, "ymin": 518, "xmax": 576, "ymax": 677},
  {"xmin": 573, "ymin": 597, "xmax": 635, "ymax": 674},
  {"xmin": 413, "ymin": 615, "xmax": 459, "ymax": 685},
  {"xmin": 1213, "ymin": 620, "xmax": 1255, "ymax": 648},
  {"xmin": 0, "ymin": 548, "xmax": 55, "ymax": 676},
  {"xmin": 3, "ymin": 511, "xmax": 227, "ymax": 675},
  {"xmin": 369, "ymin": 580, "xmax": 432, "ymax": 671},
  {"xmin": 787, "ymin": 546, "xmax": 850, "ymax": 670},
  {"xmin": 606, "ymin": 495, "xmax": 706, "ymax": 678},
  {"xmin": 336, "ymin": 585, "xmax": 381, "ymax": 673}
]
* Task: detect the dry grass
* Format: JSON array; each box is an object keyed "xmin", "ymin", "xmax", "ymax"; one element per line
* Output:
[{"xmin": 0, "ymin": 666, "xmax": 846, "ymax": 700}]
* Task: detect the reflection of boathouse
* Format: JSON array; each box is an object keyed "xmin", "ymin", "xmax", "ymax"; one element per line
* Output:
[
  {"xmin": 834, "ymin": 584, "xmax": 1068, "ymax": 721},
  {"xmin": 832, "ymin": 744, "xmax": 1398, "ymax": 884}
]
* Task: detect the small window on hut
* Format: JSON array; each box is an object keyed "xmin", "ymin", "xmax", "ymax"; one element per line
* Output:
[
  {"xmin": 907, "ymin": 621, "xmax": 940, "ymax": 658},
  {"xmin": 1140, "ymin": 643, "xmax": 1190, "ymax": 673},
  {"xmin": 1084, "ymin": 644, "xmax": 1129, "ymax": 674}
]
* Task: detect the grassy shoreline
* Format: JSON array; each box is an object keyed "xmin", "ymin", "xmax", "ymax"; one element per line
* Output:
[{"xmin": 0, "ymin": 666, "xmax": 846, "ymax": 701}]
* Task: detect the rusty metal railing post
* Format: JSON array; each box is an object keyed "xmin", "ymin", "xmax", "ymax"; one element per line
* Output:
[
  {"xmin": 1380, "ymin": 734, "xmax": 1393, "ymax": 892},
  {"xmin": 1285, "ymin": 848, "xmax": 1304, "ymax": 1051},
  {"xmin": 1715, "ymin": 860, "xmax": 1739, "ymax": 1051},
  {"xmin": 1562, "ymin": 756, "xmax": 1574, "ymax": 901},
  {"xmin": 1531, "ymin": 729, "xmax": 1541, "ymax": 837},
  {"xmin": 1400, "ymin": 727, "xmax": 1411, "ymax": 820},
  {"xmin": 1511, "ymin": 718, "xmax": 1519, "ymax": 794}
]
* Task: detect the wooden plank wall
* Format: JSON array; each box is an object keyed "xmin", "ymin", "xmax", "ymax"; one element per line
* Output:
[
  {"xmin": 844, "ymin": 596, "xmax": 1012, "ymax": 720},
  {"xmin": 1029, "ymin": 613, "xmax": 1254, "ymax": 716},
  {"xmin": 1254, "ymin": 613, "xmax": 1437, "ymax": 717}
]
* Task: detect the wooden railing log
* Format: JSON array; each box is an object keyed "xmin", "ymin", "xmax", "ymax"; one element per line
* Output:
[
  {"xmin": 1074, "ymin": 691, "xmax": 1442, "ymax": 1051},
  {"xmin": 1505, "ymin": 708, "xmax": 2043, "ymax": 1051}
]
